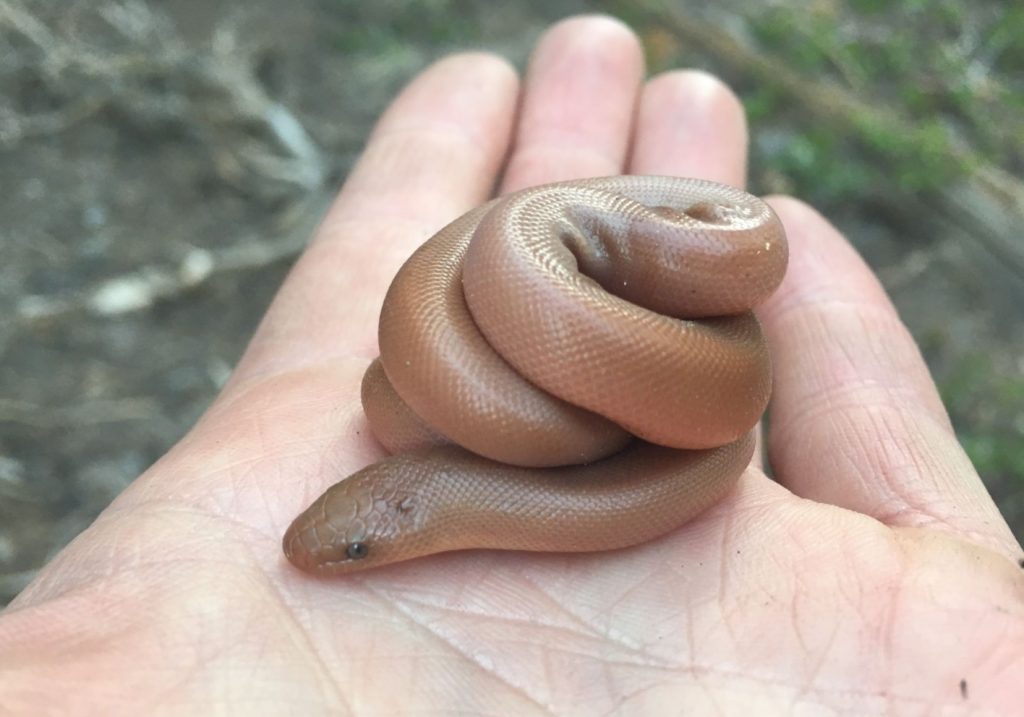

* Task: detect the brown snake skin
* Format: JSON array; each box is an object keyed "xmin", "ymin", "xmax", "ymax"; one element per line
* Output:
[{"xmin": 283, "ymin": 176, "xmax": 788, "ymax": 575}]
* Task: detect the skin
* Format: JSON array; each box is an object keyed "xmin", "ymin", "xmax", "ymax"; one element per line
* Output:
[{"xmin": 0, "ymin": 15, "xmax": 1022, "ymax": 715}]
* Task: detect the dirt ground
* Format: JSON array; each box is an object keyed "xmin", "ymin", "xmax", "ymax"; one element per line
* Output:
[{"xmin": 2, "ymin": 0, "xmax": 1022, "ymax": 604}]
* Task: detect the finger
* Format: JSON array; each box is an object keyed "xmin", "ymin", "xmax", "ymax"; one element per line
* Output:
[
  {"xmin": 231, "ymin": 53, "xmax": 518, "ymax": 384},
  {"xmin": 629, "ymin": 69, "xmax": 762, "ymax": 468},
  {"xmin": 500, "ymin": 15, "xmax": 644, "ymax": 192},
  {"xmin": 761, "ymin": 197, "xmax": 1020, "ymax": 559},
  {"xmin": 629, "ymin": 69, "xmax": 748, "ymax": 187}
]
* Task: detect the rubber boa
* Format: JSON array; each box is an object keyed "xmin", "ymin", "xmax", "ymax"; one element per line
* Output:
[{"xmin": 283, "ymin": 176, "xmax": 787, "ymax": 575}]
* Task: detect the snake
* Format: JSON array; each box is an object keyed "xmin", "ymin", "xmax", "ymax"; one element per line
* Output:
[{"xmin": 282, "ymin": 176, "xmax": 787, "ymax": 576}]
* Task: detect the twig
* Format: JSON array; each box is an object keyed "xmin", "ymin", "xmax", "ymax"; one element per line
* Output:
[
  {"xmin": 0, "ymin": 97, "xmax": 106, "ymax": 145},
  {"xmin": 0, "ymin": 0, "xmax": 327, "ymax": 193},
  {"xmin": 16, "ymin": 191, "xmax": 333, "ymax": 323}
]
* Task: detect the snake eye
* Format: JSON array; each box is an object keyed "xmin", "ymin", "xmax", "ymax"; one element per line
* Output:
[{"xmin": 346, "ymin": 542, "xmax": 369, "ymax": 561}]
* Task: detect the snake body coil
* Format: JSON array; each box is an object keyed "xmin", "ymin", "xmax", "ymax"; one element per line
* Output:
[{"xmin": 283, "ymin": 176, "xmax": 787, "ymax": 575}]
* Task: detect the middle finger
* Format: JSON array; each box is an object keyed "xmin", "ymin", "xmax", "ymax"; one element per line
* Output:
[{"xmin": 500, "ymin": 15, "xmax": 644, "ymax": 192}]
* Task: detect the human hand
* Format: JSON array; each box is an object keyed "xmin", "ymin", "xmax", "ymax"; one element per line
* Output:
[{"xmin": 2, "ymin": 15, "xmax": 1021, "ymax": 715}]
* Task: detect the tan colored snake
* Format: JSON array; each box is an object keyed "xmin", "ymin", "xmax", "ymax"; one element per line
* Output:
[{"xmin": 283, "ymin": 176, "xmax": 787, "ymax": 575}]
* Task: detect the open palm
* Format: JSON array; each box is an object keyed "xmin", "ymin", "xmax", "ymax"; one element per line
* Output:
[{"xmin": 2, "ymin": 17, "xmax": 1021, "ymax": 716}]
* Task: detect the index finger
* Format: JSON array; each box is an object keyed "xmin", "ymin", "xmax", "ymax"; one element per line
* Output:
[{"xmin": 230, "ymin": 54, "xmax": 519, "ymax": 387}]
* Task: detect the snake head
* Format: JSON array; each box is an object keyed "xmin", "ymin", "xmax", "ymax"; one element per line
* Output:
[{"xmin": 282, "ymin": 454, "xmax": 437, "ymax": 576}]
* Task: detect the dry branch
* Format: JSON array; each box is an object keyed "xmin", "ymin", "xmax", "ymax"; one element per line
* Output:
[
  {"xmin": 1, "ymin": 0, "xmax": 338, "ymax": 324},
  {"xmin": 0, "ymin": 0, "xmax": 327, "ymax": 195},
  {"xmin": 16, "ymin": 191, "xmax": 333, "ymax": 324}
]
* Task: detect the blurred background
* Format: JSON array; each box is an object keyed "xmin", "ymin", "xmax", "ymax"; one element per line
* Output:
[{"xmin": 1, "ymin": 0, "xmax": 1022, "ymax": 604}]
